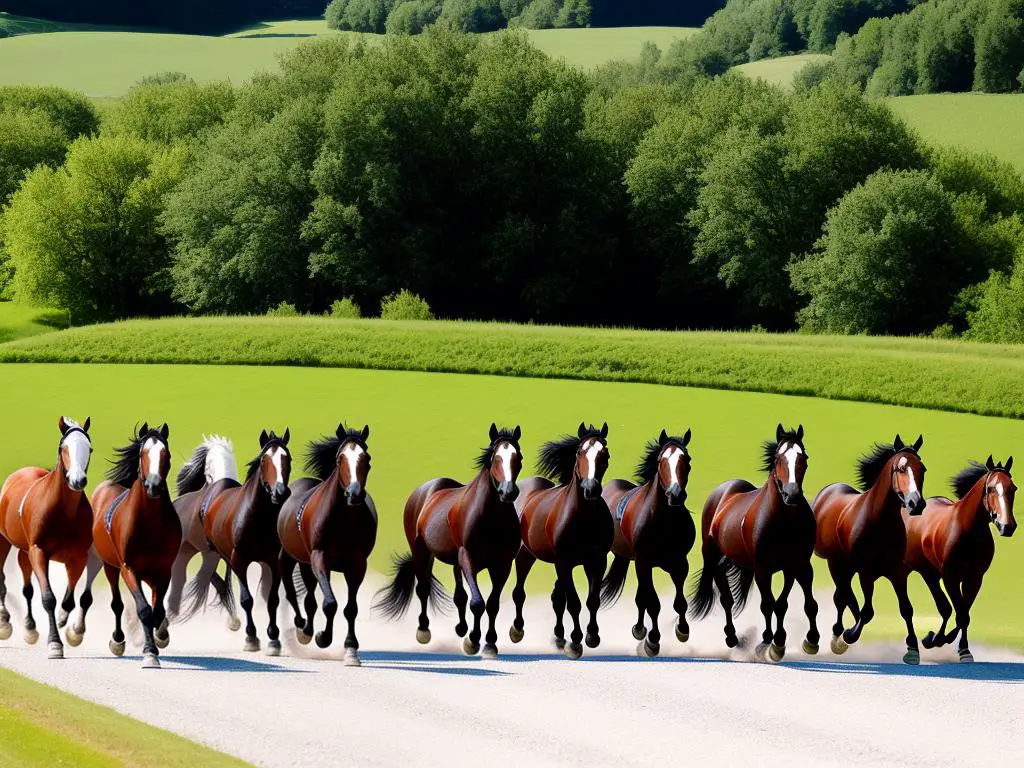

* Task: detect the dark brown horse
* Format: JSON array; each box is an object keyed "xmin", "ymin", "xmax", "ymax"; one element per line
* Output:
[
  {"xmin": 89, "ymin": 423, "xmax": 180, "ymax": 668},
  {"xmin": 0, "ymin": 417, "xmax": 93, "ymax": 657},
  {"xmin": 375, "ymin": 424, "xmax": 522, "ymax": 659},
  {"xmin": 508, "ymin": 423, "xmax": 613, "ymax": 659},
  {"xmin": 813, "ymin": 434, "xmax": 926, "ymax": 665},
  {"xmin": 599, "ymin": 429, "xmax": 695, "ymax": 657},
  {"xmin": 279, "ymin": 424, "xmax": 377, "ymax": 666},
  {"xmin": 690, "ymin": 425, "xmax": 819, "ymax": 661},
  {"xmin": 188, "ymin": 429, "xmax": 292, "ymax": 656},
  {"xmin": 905, "ymin": 456, "xmax": 1016, "ymax": 662}
]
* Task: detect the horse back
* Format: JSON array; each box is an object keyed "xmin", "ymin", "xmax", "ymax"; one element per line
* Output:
[
  {"xmin": 0, "ymin": 467, "xmax": 48, "ymax": 549},
  {"xmin": 404, "ymin": 477, "xmax": 462, "ymax": 550},
  {"xmin": 702, "ymin": 479, "xmax": 757, "ymax": 542}
]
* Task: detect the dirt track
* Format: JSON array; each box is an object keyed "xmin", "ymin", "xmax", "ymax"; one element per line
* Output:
[{"xmin": 1, "ymin": 566, "xmax": 1022, "ymax": 768}]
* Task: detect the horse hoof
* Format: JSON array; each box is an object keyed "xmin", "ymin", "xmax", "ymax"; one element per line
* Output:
[
  {"xmin": 109, "ymin": 639, "xmax": 126, "ymax": 657},
  {"xmin": 142, "ymin": 653, "xmax": 160, "ymax": 669},
  {"xmin": 903, "ymin": 648, "xmax": 920, "ymax": 666},
  {"xmin": 631, "ymin": 624, "xmax": 647, "ymax": 641},
  {"xmin": 509, "ymin": 626, "xmax": 524, "ymax": 644},
  {"xmin": 638, "ymin": 639, "xmax": 659, "ymax": 658},
  {"xmin": 24, "ymin": 629, "xmax": 39, "ymax": 646},
  {"xmin": 585, "ymin": 633, "xmax": 600, "ymax": 649},
  {"xmin": 0, "ymin": 622, "xmax": 13, "ymax": 641},
  {"xmin": 463, "ymin": 637, "xmax": 480, "ymax": 656},
  {"xmin": 921, "ymin": 631, "xmax": 936, "ymax": 649},
  {"xmin": 675, "ymin": 626, "xmax": 689, "ymax": 643},
  {"xmin": 754, "ymin": 642, "xmax": 769, "ymax": 660},
  {"xmin": 243, "ymin": 637, "xmax": 260, "ymax": 653},
  {"xmin": 802, "ymin": 640, "xmax": 819, "ymax": 655},
  {"xmin": 344, "ymin": 648, "xmax": 361, "ymax": 667},
  {"xmin": 553, "ymin": 636, "xmax": 566, "ymax": 650},
  {"xmin": 57, "ymin": 610, "xmax": 69, "ymax": 629},
  {"xmin": 296, "ymin": 629, "xmax": 312, "ymax": 645},
  {"xmin": 416, "ymin": 628, "xmax": 431, "ymax": 645},
  {"xmin": 481, "ymin": 644, "xmax": 498, "ymax": 660},
  {"xmin": 266, "ymin": 640, "xmax": 281, "ymax": 657},
  {"xmin": 830, "ymin": 635, "xmax": 848, "ymax": 655},
  {"xmin": 959, "ymin": 650, "xmax": 974, "ymax": 663},
  {"xmin": 455, "ymin": 622, "xmax": 468, "ymax": 638},
  {"xmin": 315, "ymin": 632, "xmax": 332, "ymax": 649},
  {"xmin": 227, "ymin": 616, "xmax": 242, "ymax": 633},
  {"xmin": 565, "ymin": 642, "xmax": 583, "ymax": 660},
  {"xmin": 769, "ymin": 644, "xmax": 785, "ymax": 662},
  {"xmin": 154, "ymin": 631, "xmax": 170, "ymax": 650},
  {"xmin": 725, "ymin": 634, "xmax": 738, "ymax": 649},
  {"xmin": 47, "ymin": 642, "xmax": 64, "ymax": 660},
  {"xmin": 65, "ymin": 626, "xmax": 83, "ymax": 647}
]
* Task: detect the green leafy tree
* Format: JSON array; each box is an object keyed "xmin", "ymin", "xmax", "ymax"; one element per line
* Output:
[
  {"xmin": 974, "ymin": 0, "xmax": 1024, "ymax": 92},
  {"xmin": 0, "ymin": 85, "xmax": 99, "ymax": 141},
  {"xmin": 106, "ymin": 79, "xmax": 236, "ymax": 145},
  {"xmin": 379, "ymin": 289, "xmax": 434, "ymax": 319},
  {"xmin": 386, "ymin": 0, "xmax": 443, "ymax": 33},
  {"xmin": 440, "ymin": 0, "xmax": 506, "ymax": 31},
  {"xmin": 0, "ymin": 108, "xmax": 68, "ymax": 202}
]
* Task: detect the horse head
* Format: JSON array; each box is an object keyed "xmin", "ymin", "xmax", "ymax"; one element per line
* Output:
[
  {"xmin": 137, "ymin": 422, "xmax": 171, "ymax": 499},
  {"xmin": 484, "ymin": 423, "xmax": 522, "ymax": 503},
  {"xmin": 58, "ymin": 416, "xmax": 92, "ymax": 492},
  {"xmin": 984, "ymin": 455, "xmax": 1016, "ymax": 537},
  {"xmin": 335, "ymin": 424, "xmax": 371, "ymax": 507},
  {"xmin": 256, "ymin": 428, "xmax": 292, "ymax": 505},
  {"xmin": 770, "ymin": 423, "xmax": 807, "ymax": 506},
  {"xmin": 890, "ymin": 434, "xmax": 926, "ymax": 516},
  {"xmin": 656, "ymin": 428, "xmax": 692, "ymax": 507},
  {"xmin": 576, "ymin": 422, "xmax": 610, "ymax": 500}
]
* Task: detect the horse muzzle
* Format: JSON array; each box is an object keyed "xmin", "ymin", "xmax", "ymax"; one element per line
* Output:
[
  {"xmin": 666, "ymin": 483, "xmax": 686, "ymax": 507},
  {"xmin": 66, "ymin": 475, "xmax": 87, "ymax": 492},
  {"xmin": 995, "ymin": 518, "xmax": 1017, "ymax": 537},
  {"xmin": 143, "ymin": 475, "xmax": 163, "ymax": 498},
  {"xmin": 271, "ymin": 484, "xmax": 291, "ymax": 506},
  {"xmin": 780, "ymin": 483, "xmax": 802, "ymax": 506},
  {"xmin": 345, "ymin": 483, "xmax": 364, "ymax": 506},
  {"xmin": 905, "ymin": 493, "xmax": 925, "ymax": 516},
  {"xmin": 498, "ymin": 482, "xmax": 519, "ymax": 503},
  {"xmin": 581, "ymin": 478, "xmax": 602, "ymax": 500}
]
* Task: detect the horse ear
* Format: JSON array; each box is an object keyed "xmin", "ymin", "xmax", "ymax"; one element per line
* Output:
[
  {"xmin": 489, "ymin": 423, "xmax": 498, "ymax": 442},
  {"xmin": 797, "ymin": 424, "xmax": 804, "ymax": 441},
  {"xmin": 578, "ymin": 422, "xmax": 587, "ymax": 438},
  {"xmin": 659, "ymin": 429, "xmax": 669, "ymax": 446},
  {"xmin": 682, "ymin": 428, "xmax": 692, "ymax": 447},
  {"xmin": 913, "ymin": 434, "xmax": 923, "ymax": 451},
  {"xmin": 139, "ymin": 422, "xmax": 149, "ymax": 438},
  {"xmin": 893, "ymin": 434, "xmax": 904, "ymax": 450},
  {"xmin": 1006, "ymin": 456, "xmax": 1013, "ymax": 472},
  {"xmin": 986, "ymin": 454, "xmax": 995, "ymax": 471},
  {"xmin": 83, "ymin": 417, "xmax": 90, "ymax": 433},
  {"xmin": 282, "ymin": 428, "xmax": 290, "ymax": 446},
  {"xmin": 361, "ymin": 425, "xmax": 370, "ymax": 442},
  {"xmin": 600, "ymin": 422, "xmax": 608, "ymax": 438},
  {"xmin": 58, "ymin": 416, "xmax": 69, "ymax": 435},
  {"xmin": 259, "ymin": 429, "xmax": 270, "ymax": 448},
  {"xmin": 159, "ymin": 423, "xmax": 169, "ymax": 440},
  {"xmin": 513, "ymin": 425, "xmax": 521, "ymax": 442},
  {"xmin": 336, "ymin": 423, "xmax": 345, "ymax": 439},
  {"xmin": 776, "ymin": 423, "xmax": 784, "ymax": 442}
]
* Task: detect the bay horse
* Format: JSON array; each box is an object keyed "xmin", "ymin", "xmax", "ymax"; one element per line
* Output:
[
  {"xmin": 0, "ymin": 417, "xmax": 93, "ymax": 658},
  {"xmin": 905, "ymin": 456, "xmax": 1016, "ymax": 662},
  {"xmin": 188, "ymin": 429, "xmax": 292, "ymax": 655},
  {"xmin": 508, "ymin": 423, "xmax": 613, "ymax": 660},
  {"xmin": 374, "ymin": 424, "xmax": 522, "ymax": 659},
  {"xmin": 90, "ymin": 423, "xmax": 180, "ymax": 668},
  {"xmin": 280, "ymin": 424, "xmax": 378, "ymax": 665},
  {"xmin": 690, "ymin": 425, "xmax": 819, "ymax": 661},
  {"xmin": 813, "ymin": 434, "xmax": 926, "ymax": 665},
  {"xmin": 166, "ymin": 435, "xmax": 241, "ymax": 631},
  {"xmin": 600, "ymin": 429, "xmax": 695, "ymax": 657}
]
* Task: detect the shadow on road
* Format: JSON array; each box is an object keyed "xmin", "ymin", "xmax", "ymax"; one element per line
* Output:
[
  {"xmin": 85, "ymin": 654, "xmax": 314, "ymax": 673},
  {"xmin": 782, "ymin": 659, "xmax": 1024, "ymax": 683}
]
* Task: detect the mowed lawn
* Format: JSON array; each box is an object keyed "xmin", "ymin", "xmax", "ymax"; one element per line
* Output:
[
  {"xmin": 0, "ymin": 25, "xmax": 698, "ymax": 96},
  {"xmin": 0, "ymin": 363, "xmax": 1022, "ymax": 648}
]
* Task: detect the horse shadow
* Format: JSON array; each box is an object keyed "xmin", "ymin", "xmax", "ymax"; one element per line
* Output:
[
  {"xmin": 358, "ymin": 650, "xmax": 511, "ymax": 677},
  {"xmin": 88, "ymin": 654, "xmax": 311, "ymax": 674},
  {"xmin": 781, "ymin": 659, "xmax": 1024, "ymax": 683}
]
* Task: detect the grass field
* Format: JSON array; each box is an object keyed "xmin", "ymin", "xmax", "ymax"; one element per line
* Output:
[
  {"xmin": 3, "ymin": 316, "xmax": 1024, "ymax": 419},
  {"xmin": 0, "ymin": 302, "xmax": 68, "ymax": 344},
  {"xmin": 0, "ymin": 362, "xmax": 1022, "ymax": 647},
  {"xmin": 0, "ymin": 23, "xmax": 698, "ymax": 95},
  {"xmin": 731, "ymin": 53, "xmax": 832, "ymax": 88},
  {"xmin": 0, "ymin": 667, "xmax": 247, "ymax": 767}
]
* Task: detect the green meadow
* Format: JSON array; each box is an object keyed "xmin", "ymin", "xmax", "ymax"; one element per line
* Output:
[
  {"xmin": 0, "ymin": 362, "xmax": 1021, "ymax": 647},
  {"xmin": 731, "ymin": 52, "xmax": 833, "ymax": 88},
  {"xmin": 0, "ymin": 303, "xmax": 68, "ymax": 344}
]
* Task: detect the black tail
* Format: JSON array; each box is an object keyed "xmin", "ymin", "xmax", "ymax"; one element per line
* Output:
[
  {"xmin": 726, "ymin": 563, "xmax": 755, "ymax": 614},
  {"xmin": 209, "ymin": 568, "xmax": 236, "ymax": 617},
  {"xmin": 599, "ymin": 555, "xmax": 631, "ymax": 609},
  {"xmin": 372, "ymin": 552, "xmax": 449, "ymax": 620},
  {"xmin": 688, "ymin": 561, "xmax": 719, "ymax": 620},
  {"xmin": 178, "ymin": 571, "xmax": 213, "ymax": 623}
]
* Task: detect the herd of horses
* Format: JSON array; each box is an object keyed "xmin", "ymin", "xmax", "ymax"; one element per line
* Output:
[{"xmin": 0, "ymin": 417, "xmax": 1015, "ymax": 669}]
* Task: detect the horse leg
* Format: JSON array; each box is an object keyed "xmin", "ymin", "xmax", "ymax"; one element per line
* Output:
[
  {"xmin": 412, "ymin": 542, "xmax": 435, "ymax": 645},
  {"xmin": 954, "ymin": 574, "xmax": 982, "ymax": 662},
  {"xmin": 149, "ymin": 577, "xmax": 171, "ymax": 660},
  {"xmin": 483, "ymin": 561, "xmax": 511, "ymax": 660},
  {"xmin": 827, "ymin": 560, "xmax": 856, "ymax": 654},
  {"xmin": 509, "ymin": 548, "xmax": 534, "ymax": 644},
  {"xmin": 843, "ymin": 572, "xmax": 876, "ymax": 645},
  {"xmin": 550, "ymin": 576, "xmax": 567, "ymax": 650},
  {"xmin": 768, "ymin": 571, "xmax": 795, "ymax": 662},
  {"xmin": 340, "ymin": 560, "xmax": 366, "ymax": 666},
  {"xmin": 556, "ymin": 562, "xmax": 585, "ymax": 659},
  {"xmin": 27, "ymin": 547, "xmax": 63, "ymax": 659},
  {"xmin": 753, "ymin": 569, "xmax": 776, "ymax": 661},
  {"xmin": 457, "ymin": 548, "xmax": 486, "ymax": 657},
  {"xmin": 71, "ymin": 549, "xmax": 101, "ymax": 643},
  {"xmin": 165, "ymin": 544, "xmax": 195, "ymax": 622},
  {"xmin": 310, "ymin": 551, "xmax": 337, "ymax": 650},
  {"xmin": 17, "ymin": 550, "xmax": 38, "ymax": 644},
  {"xmin": 232, "ymin": 557, "xmax": 260, "ymax": 652},
  {"xmin": 103, "ymin": 563, "xmax": 126, "ymax": 657},
  {"xmin": 711, "ymin": 562, "xmax": 738, "ymax": 648},
  {"xmin": 263, "ymin": 561, "xmax": 282, "ymax": 657},
  {"xmin": 121, "ymin": 566, "xmax": 159, "ymax": 667},
  {"xmin": 793, "ymin": 561, "xmax": 819, "ymax": 654},
  {"xmin": 0, "ymin": 538, "xmax": 11, "ymax": 640},
  {"xmin": 889, "ymin": 570, "xmax": 919, "ymax": 665},
  {"xmin": 60, "ymin": 556, "xmax": 87, "ymax": 648},
  {"xmin": 452, "ymin": 565, "xmax": 468, "ymax": 638},
  {"xmin": 634, "ymin": 559, "xmax": 660, "ymax": 657},
  {"xmin": 669, "ymin": 559, "xmax": 690, "ymax": 643},
  {"xmin": 279, "ymin": 549, "xmax": 305, "ymax": 634},
  {"xmin": 920, "ymin": 570, "xmax": 952, "ymax": 649},
  {"xmin": 583, "ymin": 557, "xmax": 604, "ymax": 650}
]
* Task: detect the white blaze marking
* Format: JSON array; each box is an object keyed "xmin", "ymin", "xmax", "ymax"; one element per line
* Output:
[
  {"xmin": 63, "ymin": 430, "xmax": 91, "ymax": 486},
  {"xmin": 995, "ymin": 482, "xmax": 1009, "ymax": 519},
  {"xmin": 144, "ymin": 438, "xmax": 165, "ymax": 478},
  {"xmin": 269, "ymin": 447, "xmax": 288, "ymax": 486},
  {"xmin": 664, "ymin": 446, "xmax": 683, "ymax": 481},
  {"xmin": 780, "ymin": 442, "xmax": 802, "ymax": 483},
  {"xmin": 584, "ymin": 440, "xmax": 603, "ymax": 480},
  {"xmin": 496, "ymin": 443, "xmax": 516, "ymax": 483},
  {"xmin": 342, "ymin": 444, "xmax": 364, "ymax": 484},
  {"xmin": 903, "ymin": 457, "xmax": 920, "ymax": 497}
]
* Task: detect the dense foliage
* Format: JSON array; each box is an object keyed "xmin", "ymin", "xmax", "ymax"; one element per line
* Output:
[{"xmin": 324, "ymin": 0, "xmax": 590, "ymax": 33}]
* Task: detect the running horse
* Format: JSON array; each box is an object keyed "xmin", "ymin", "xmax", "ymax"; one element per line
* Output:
[
  {"xmin": 90, "ymin": 423, "xmax": 181, "ymax": 668},
  {"xmin": 813, "ymin": 434, "xmax": 926, "ymax": 664},
  {"xmin": 0, "ymin": 417, "xmax": 93, "ymax": 658},
  {"xmin": 279, "ymin": 424, "xmax": 378, "ymax": 666},
  {"xmin": 599, "ymin": 429, "xmax": 695, "ymax": 657},
  {"xmin": 375, "ymin": 424, "xmax": 522, "ymax": 659},
  {"xmin": 905, "ymin": 456, "xmax": 1015, "ymax": 662},
  {"xmin": 187, "ymin": 429, "xmax": 292, "ymax": 655},
  {"xmin": 690, "ymin": 425, "xmax": 819, "ymax": 661},
  {"xmin": 508, "ymin": 423, "xmax": 613, "ymax": 659}
]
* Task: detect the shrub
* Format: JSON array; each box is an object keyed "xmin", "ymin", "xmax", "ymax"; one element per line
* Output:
[
  {"xmin": 379, "ymin": 289, "xmax": 434, "ymax": 319},
  {"xmin": 267, "ymin": 301, "xmax": 300, "ymax": 317},
  {"xmin": 330, "ymin": 297, "xmax": 362, "ymax": 318}
]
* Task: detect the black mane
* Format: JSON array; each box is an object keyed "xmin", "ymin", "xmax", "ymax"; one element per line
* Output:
[
  {"xmin": 304, "ymin": 426, "xmax": 367, "ymax": 481},
  {"xmin": 951, "ymin": 461, "xmax": 995, "ymax": 500},
  {"xmin": 107, "ymin": 426, "xmax": 166, "ymax": 487},
  {"xmin": 537, "ymin": 426, "xmax": 604, "ymax": 486},
  {"xmin": 636, "ymin": 436, "xmax": 689, "ymax": 483},
  {"xmin": 761, "ymin": 428, "xmax": 804, "ymax": 474},
  {"xmin": 475, "ymin": 428, "xmax": 521, "ymax": 472},
  {"xmin": 856, "ymin": 443, "xmax": 916, "ymax": 491},
  {"xmin": 176, "ymin": 444, "xmax": 209, "ymax": 496}
]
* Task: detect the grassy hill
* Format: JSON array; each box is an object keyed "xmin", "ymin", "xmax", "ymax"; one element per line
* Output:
[
  {"xmin": 0, "ymin": 302, "xmax": 69, "ymax": 344},
  {"xmin": 731, "ymin": 53, "xmax": 832, "ymax": 88}
]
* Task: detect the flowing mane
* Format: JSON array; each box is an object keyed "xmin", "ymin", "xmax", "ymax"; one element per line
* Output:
[
  {"xmin": 176, "ymin": 435, "xmax": 236, "ymax": 495},
  {"xmin": 855, "ymin": 443, "xmax": 916, "ymax": 492},
  {"xmin": 951, "ymin": 462, "xmax": 988, "ymax": 500},
  {"xmin": 304, "ymin": 425, "xmax": 367, "ymax": 481},
  {"xmin": 475, "ymin": 428, "xmax": 521, "ymax": 472},
  {"xmin": 246, "ymin": 431, "xmax": 289, "ymax": 479},
  {"xmin": 761, "ymin": 428, "xmax": 804, "ymax": 474},
  {"xmin": 537, "ymin": 426, "xmax": 604, "ymax": 486},
  {"xmin": 107, "ymin": 425, "xmax": 165, "ymax": 487},
  {"xmin": 636, "ymin": 435, "xmax": 689, "ymax": 483}
]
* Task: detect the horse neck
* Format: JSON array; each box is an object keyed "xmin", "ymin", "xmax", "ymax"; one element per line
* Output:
[
  {"xmin": 865, "ymin": 466, "xmax": 903, "ymax": 520},
  {"xmin": 757, "ymin": 471, "xmax": 784, "ymax": 514},
  {"xmin": 640, "ymin": 478, "xmax": 668, "ymax": 517},
  {"xmin": 240, "ymin": 471, "xmax": 275, "ymax": 517},
  {"xmin": 126, "ymin": 479, "xmax": 171, "ymax": 522},
  {"xmin": 462, "ymin": 468, "xmax": 500, "ymax": 527},
  {"xmin": 955, "ymin": 476, "xmax": 991, "ymax": 534},
  {"xmin": 46, "ymin": 461, "xmax": 80, "ymax": 512}
]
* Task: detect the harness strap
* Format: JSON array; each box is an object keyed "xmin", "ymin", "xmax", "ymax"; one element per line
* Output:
[
  {"xmin": 105, "ymin": 488, "xmax": 130, "ymax": 534},
  {"xmin": 296, "ymin": 491, "xmax": 314, "ymax": 534},
  {"xmin": 616, "ymin": 485, "xmax": 642, "ymax": 523}
]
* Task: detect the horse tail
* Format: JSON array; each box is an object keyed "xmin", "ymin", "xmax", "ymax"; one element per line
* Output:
[
  {"xmin": 209, "ymin": 567, "xmax": 236, "ymax": 618},
  {"xmin": 373, "ymin": 551, "xmax": 449, "ymax": 620},
  {"xmin": 688, "ymin": 545, "xmax": 722, "ymax": 620},
  {"xmin": 599, "ymin": 555, "xmax": 630, "ymax": 609},
  {"xmin": 177, "ymin": 572, "xmax": 211, "ymax": 623},
  {"xmin": 727, "ymin": 563, "xmax": 755, "ymax": 614}
]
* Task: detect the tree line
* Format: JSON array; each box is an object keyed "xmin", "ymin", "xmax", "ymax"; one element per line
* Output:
[{"xmin": 1, "ymin": 30, "xmax": 1023, "ymax": 342}]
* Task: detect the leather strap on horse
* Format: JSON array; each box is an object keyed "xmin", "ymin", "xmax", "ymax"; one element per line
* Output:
[
  {"xmin": 296, "ymin": 491, "xmax": 314, "ymax": 534},
  {"xmin": 616, "ymin": 485, "xmax": 642, "ymax": 523},
  {"xmin": 105, "ymin": 488, "xmax": 130, "ymax": 534}
]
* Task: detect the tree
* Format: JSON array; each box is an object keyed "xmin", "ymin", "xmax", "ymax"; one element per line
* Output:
[
  {"xmin": 0, "ymin": 108, "xmax": 68, "ymax": 203},
  {"xmin": 326, "ymin": 0, "xmax": 397, "ymax": 32},
  {"xmin": 440, "ymin": 0, "xmax": 506, "ymax": 31},
  {"xmin": 3, "ymin": 134, "xmax": 185, "ymax": 324},
  {"xmin": 386, "ymin": 1, "xmax": 443, "ymax": 33},
  {"xmin": 0, "ymin": 85, "xmax": 99, "ymax": 140},
  {"xmin": 974, "ymin": 0, "xmax": 1024, "ymax": 92},
  {"xmin": 963, "ymin": 223, "xmax": 1024, "ymax": 343},
  {"xmin": 106, "ymin": 78, "xmax": 236, "ymax": 145}
]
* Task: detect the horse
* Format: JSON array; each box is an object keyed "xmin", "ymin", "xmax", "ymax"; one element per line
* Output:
[
  {"xmin": 0, "ymin": 417, "xmax": 93, "ymax": 658},
  {"xmin": 165, "ymin": 435, "xmax": 242, "ymax": 632},
  {"xmin": 508, "ymin": 422, "xmax": 613, "ymax": 660},
  {"xmin": 689, "ymin": 425, "xmax": 820, "ymax": 661},
  {"xmin": 279, "ymin": 424, "xmax": 378, "ymax": 666},
  {"xmin": 374, "ymin": 424, "xmax": 522, "ymax": 659},
  {"xmin": 89, "ymin": 422, "xmax": 180, "ymax": 668},
  {"xmin": 905, "ymin": 456, "xmax": 1016, "ymax": 662},
  {"xmin": 599, "ymin": 429, "xmax": 695, "ymax": 657},
  {"xmin": 186, "ymin": 429, "xmax": 292, "ymax": 656},
  {"xmin": 813, "ymin": 434, "xmax": 926, "ymax": 665}
]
